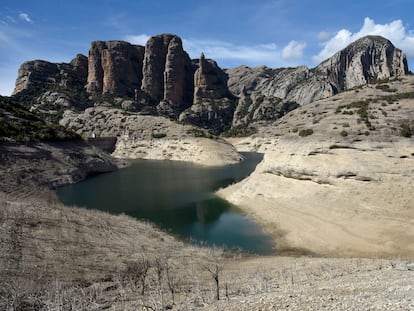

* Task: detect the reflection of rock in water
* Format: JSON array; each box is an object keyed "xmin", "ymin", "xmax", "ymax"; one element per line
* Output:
[{"xmin": 196, "ymin": 198, "xmax": 230, "ymax": 225}]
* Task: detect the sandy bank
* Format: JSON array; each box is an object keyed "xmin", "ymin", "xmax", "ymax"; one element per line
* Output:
[
  {"xmin": 218, "ymin": 135, "xmax": 414, "ymax": 258},
  {"xmin": 112, "ymin": 136, "xmax": 244, "ymax": 166}
]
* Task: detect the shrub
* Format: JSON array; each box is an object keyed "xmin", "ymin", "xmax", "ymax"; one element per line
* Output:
[
  {"xmin": 298, "ymin": 129, "xmax": 314, "ymax": 137},
  {"xmin": 340, "ymin": 130, "xmax": 348, "ymax": 137},
  {"xmin": 400, "ymin": 123, "xmax": 413, "ymax": 137},
  {"xmin": 152, "ymin": 132, "xmax": 167, "ymax": 139}
]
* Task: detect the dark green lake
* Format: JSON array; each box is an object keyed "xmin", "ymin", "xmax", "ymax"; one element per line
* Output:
[{"xmin": 58, "ymin": 152, "xmax": 275, "ymax": 255}]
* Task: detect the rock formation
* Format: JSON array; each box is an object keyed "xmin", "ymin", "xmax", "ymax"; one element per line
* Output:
[
  {"xmin": 232, "ymin": 86, "xmax": 299, "ymax": 127},
  {"xmin": 86, "ymin": 40, "xmax": 144, "ymax": 97},
  {"xmin": 178, "ymin": 53, "xmax": 235, "ymax": 133},
  {"xmin": 12, "ymin": 34, "xmax": 409, "ymax": 134},
  {"xmin": 13, "ymin": 56, "xmax": 88, "ymax": 96},
  {"xmin": 145, "ymin": 34, "xmax": 193, "ymax": 117},
  {"xmin": 316, "ymin": 35, "xmax": 409, "ymax": 90},
  {"xmin": 227, "ymin": 36, "xmax": 408, "ymax": 105}
]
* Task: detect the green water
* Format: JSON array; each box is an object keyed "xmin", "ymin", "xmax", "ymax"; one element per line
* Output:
[{"xmin": 58, "ymin": 152, "xmax": 275, "ymax": 255}]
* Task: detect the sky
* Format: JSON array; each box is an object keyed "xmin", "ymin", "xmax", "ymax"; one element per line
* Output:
[{"xmin": 1, "ymin": 0, "xmax": 414, "ymax": 96}]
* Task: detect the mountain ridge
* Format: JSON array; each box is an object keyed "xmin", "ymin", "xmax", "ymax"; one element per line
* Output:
[{"xmin": 11, "ymin": 34, "xmax": 409, "ymax": 135}]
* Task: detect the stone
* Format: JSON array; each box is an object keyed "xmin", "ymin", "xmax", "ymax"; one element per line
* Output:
[
  {"xmin": 316, "ymin": 36, "xmax": 409, "ymax": 90},
  {"xmin": 226, "ymin": 35, "xmax": 408, "ymax": 125},
  {"xmin": 86, "ymin": 40, "xmax": 144, "ymax": 97},
  {"xmin": 179, "ymin": 53, "xmax": 235, "ymax": 134},
  {"xmin": 12, "ymin": 59, "xmax": 87, "ymax": 96},
  {"xmin": 193, "ymin": 53, "xmax": 230, "ymax": 102}
]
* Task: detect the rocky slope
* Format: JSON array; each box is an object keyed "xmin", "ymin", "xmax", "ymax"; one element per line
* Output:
[
  {"xmin": 12, "ymin": 35, "xmax": 409, "ymax": 135},
  {"xmin": 226, "ymin": 36, "xmax": 408, "ymax": 129},
  {"xmin": 219, "ymin": 75, "xmax": 414, "ymax": 258},
  {"xmin": 60, "ymin": 106, "xmax": 243, "ymax": 166}
]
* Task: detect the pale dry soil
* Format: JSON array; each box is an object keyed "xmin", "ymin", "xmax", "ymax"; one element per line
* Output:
[
  {"xmin": 61, "ymin": 108, "xmax": 243, "ymax": 166},
  {"xmin": 1, "ymin": 140, "xmax": 413, "ymax": 310},
  {"xmin": 113, "ymin": 136, "xmax": 243, "ymax": 166},
  {"xmin": 219, "ymin": 76, "xmax": 414, "ymax": 259},
  {"xmin": 219, "ymin": 136, "xmax": 414, "ymax": 258},
  {"xmin": 2, "ymin": 75, "xmax": 414, "ymax": 309}
]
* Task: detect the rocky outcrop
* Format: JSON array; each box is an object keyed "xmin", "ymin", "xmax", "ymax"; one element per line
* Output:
[
  {"xmin": 232, "ymin": 87, "xmax": 299, "ymax": 127},
  {"xmin": 316, "ymin": 35, "xmax": 409, "ymax": 90},
  {"xmin": 13, "ymin": 57, "xmax": 88, "ymax": 96},
  {"xmin": 12, "ymin": 35, "xmax": 409, "ymax": 134},
  {"xmin": 227, "ymin": 36, "xmax": 408, "ymax": 108},
  {"xmin": 193, "ymin": 53, "xmax": 230, "ymax": 102},
  {"xmin": 178, "ymin": 53, "xmax": 235, "ymax": 133},
  {"xmin": 148, "ymin": 35, "xmax": 193, "ymax": 117},
  {"xmin": 86, "ymin": 41, "xmax": 144, "ymax": 97}
]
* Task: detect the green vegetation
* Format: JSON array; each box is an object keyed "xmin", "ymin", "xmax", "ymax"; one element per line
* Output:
[
  {"xmin": 340, "ymin": 130, "xmax": 348, "ymax": 137},
  {"xmin": 0, "ymin": 96, "xmax": 80, "ymax": 142},
  {"xmin": 375, "ymin": 84, "xmax": 397, "ymax": 92},
  {"xmin": 298, "ymin": 128, "xmax": 314, "ymax": 137},
  {"xmin": 222, "ymin": 124, "xmax": 257, "ymax": 137},
  {"xmin": 151, "ymin": 132, "xmax": 167, "ymax": 139},
  {"xmin": 399, "ymin": 122, "xmax": 413, "ymax": 138},
  {"xmin": 335, "ymin": 99, "xmax": 375, "ymax": 130},
  {"xmin": 378, "ymin": 91, "xmax": 414, "ymax": 104}
]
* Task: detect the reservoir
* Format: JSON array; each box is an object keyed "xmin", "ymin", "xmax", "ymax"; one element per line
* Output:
[{"xmin": 58, "ymin": 153, "xmax": 275, "ymax": 255}]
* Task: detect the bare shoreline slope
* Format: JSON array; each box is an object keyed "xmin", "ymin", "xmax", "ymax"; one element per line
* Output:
[{"xmin": 219, "ymin": 76, "xmax": 414, "ymax": 258}]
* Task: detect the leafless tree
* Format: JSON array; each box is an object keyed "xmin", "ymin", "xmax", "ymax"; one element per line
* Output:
[
  {"xmin": 124, "ymin": 254, "xmax": 152, "ymax": 295},
  {"xmin": 203, "ymin": 247, "xmax": 224, "ymax": 301}
]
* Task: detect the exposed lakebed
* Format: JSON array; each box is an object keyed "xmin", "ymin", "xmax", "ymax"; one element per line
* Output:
[{"xmin": 58, "ymin": 152, "xmax": 275, "ymax": 255}]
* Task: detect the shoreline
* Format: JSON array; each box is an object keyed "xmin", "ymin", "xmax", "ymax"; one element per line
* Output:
[
  {"xmin": 1, "ymin": 139, "xmax": 413, "ymax": 309},
  {"xmin": 112, "ymin": 136, "xmax": 244, "ymax": 167},
  {"xmin": 217, "ymin": 135, "xmax": 414, "ymax": 259}
]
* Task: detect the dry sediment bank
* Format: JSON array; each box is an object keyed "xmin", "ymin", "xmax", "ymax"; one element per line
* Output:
[{"xmin": 218, "ymin": 135, "xmax": 414, "ymax": 258}]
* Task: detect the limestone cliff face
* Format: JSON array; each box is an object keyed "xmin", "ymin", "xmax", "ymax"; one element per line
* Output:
[
  {"xmin": 227, "ymin": 36, "xmax": 408, "ymax": 106},
  {"xmin": 316, "ymin": 36, "xmax": 409, "ymax": 90},
  {"xmin": 232, "ymin": 87, "xmax": 299, "ymax": 127},
  {"xmin": 86, "ymin": 41, "xmax": 144, "ymax": 97},
  {"xmin": 193, "ymin": 53, "xmax": 230, "ymax": 102},
  {"xmin": 227, "ymin": 36, "xmax": 408, "ymax": 128}
]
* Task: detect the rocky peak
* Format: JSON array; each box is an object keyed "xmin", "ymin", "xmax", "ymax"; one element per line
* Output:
[
  {"xmin": 70, "ymin": 54, "xmax": 88, "ymax": 79},
  {"xmin": 316, "ymin": 35, "xmax": 409, "ymax": 90},
  {"xmin": 12, "ymin": 58, "xmax": 87, "ymax": 96},
  {"xmin": 86, "ymin": 40, "xmax": 144, "ymax": 97},
  {"xmin": 178, "ymin": 53, "xmax": 235, "ymax": 134},
  {"xmin": 193, "ymin": 53, "xmax": 230, "ymax": 102}
]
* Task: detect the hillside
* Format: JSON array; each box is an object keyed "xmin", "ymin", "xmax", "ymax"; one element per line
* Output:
[
  {"xmin": 1, "ymin": 34, "xmax": 413, "ymax": 310},
  {"xmin": 219, "ymin": 75, "xmax": 414, "ymax": 258},
  {"xmin": 11, "ymin": 35, "xmax": 408, "ymax": 137}
]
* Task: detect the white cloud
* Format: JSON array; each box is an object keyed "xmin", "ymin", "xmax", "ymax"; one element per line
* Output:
[
  {"xmin": 313, "ymin": 17, "xmax": 414, "ymax": 64},
  {"xmin": 316, "ymin": 31, "xmax": 330, "ymax": 41},
  {"xmin": 19, "ymin": 13, "xmax": 32, "ymax": 24},
  {"xmin": 123, "ymin": 34, "xmax": 309, "ymax": 68},
  {"xmin": 124, "ymin": 34, "xmax": 150, "ymax": 46},
  {"xmin": 281, "ymin": 40, "xmax": 306, "ymax": 62},
  {"xmin": 182, "ymin": 38, "xmax": 280, "ymax": 64}
]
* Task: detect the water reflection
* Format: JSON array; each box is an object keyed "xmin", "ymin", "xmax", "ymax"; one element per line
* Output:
[{"xmin": 58, "ymin": 152, "xmax": 275, "ymax": 255}]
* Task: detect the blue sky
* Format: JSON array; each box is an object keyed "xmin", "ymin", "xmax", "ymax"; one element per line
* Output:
[{"xmin": 1, "ymin": 0, "xmax": 414, "ymax": 95}]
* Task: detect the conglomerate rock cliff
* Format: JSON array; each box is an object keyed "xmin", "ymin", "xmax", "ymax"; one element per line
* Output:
[
  {"xmin": 13, "ymin": 54, "xmax": 88, "ymax": 96},
  {"xmin": 86, "ymin": 40, "xmax": 145, "ymax": 97},
  {"xmin": 12, "ymin": 34, "xmax": 409, "ymax": 134},
  {"xmin": 178, "ymin": 53, "xmax": 235, "ymax": 133}
]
